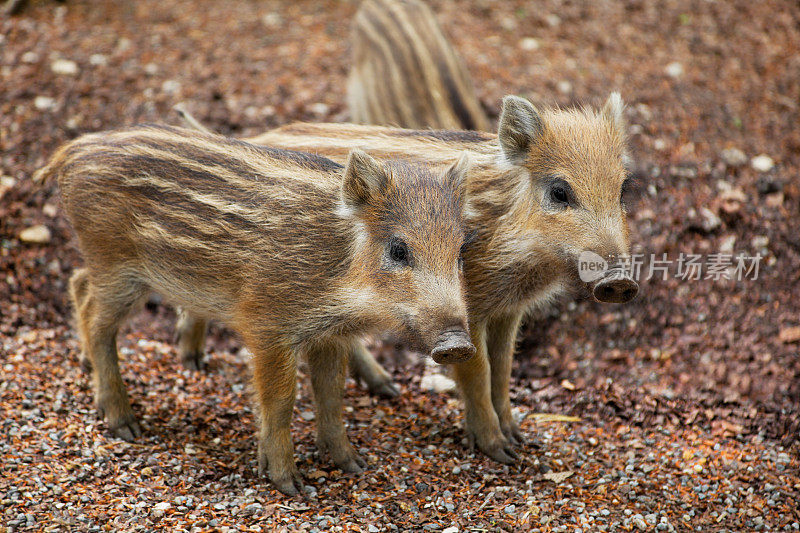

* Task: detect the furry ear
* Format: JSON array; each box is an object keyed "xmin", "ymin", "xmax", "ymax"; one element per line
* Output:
[
  {"xmin": 442, "ymin": 152, "xmax": 471, "ymax": 209},
  {"xmin": 341, "ymin": 149, "xmax": 389, "ymax": 208},
  {"xmin": 498, "ymin": 95, "xmax": 544, "ymax": 164},
  {"xmin": 602, "ymin": 92, "xmax": 626, "ymax": 134}
]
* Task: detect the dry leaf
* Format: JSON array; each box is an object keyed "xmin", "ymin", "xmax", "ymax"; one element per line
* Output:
[
  {"xmin": 542, "ymin": 470, "xmax": 574, "ymax": 484},
  {"xmin": 530, "ymin": 413, "xmax": 582, "ymax": 423}
]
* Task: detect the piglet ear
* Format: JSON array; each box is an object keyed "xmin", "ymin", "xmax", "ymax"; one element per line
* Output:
[
  {"xmin": 602, "ymin": 92, "xmax": 626, "ymax": 134},
  {"xmin": 498, "ymin": 95, "xmax": 544, "ymax": 164},
  {"xmin": 341, "ymin": 149, "xmax": 389, "ymax": 208},
  {"xmin": 443, "ymin": 152, "xmax": 472, "ymax": 210}
]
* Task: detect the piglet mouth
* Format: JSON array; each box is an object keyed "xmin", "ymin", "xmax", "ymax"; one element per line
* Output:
[{"xmin": 430, "ymin": 329, "xmax": 475, "ymax": 364}]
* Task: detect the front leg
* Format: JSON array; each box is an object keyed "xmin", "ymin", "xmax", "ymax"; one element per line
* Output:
[
  {"xmin": 308, "ymin": 339, "xmax": 367, "ymax": 474},
  {"xmin": 244, "ymin": 335, "xmax": 304, "ymax": 496},
  {"xmin": 452, "ymin": 322, "xmax": 517, "ymax": 464},
  {"xmin": 347, "ymin": 339, "xmax": 400, "ymax": 398},
  {"xmin": 486, "ymin": 312, "xmax": 524, "ymax": 445}
]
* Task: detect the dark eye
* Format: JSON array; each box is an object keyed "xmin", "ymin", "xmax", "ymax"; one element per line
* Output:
[
  {"xmin": 549, "ymin": 183, "xmax": 571, "ymax": 206},
  {"xmin": 551, "ymin": 186, "xmax": 568, "ymax": 204},
  {"xmin": 389, "ymin": 240, "xmax": 409, "ymax": 265}
]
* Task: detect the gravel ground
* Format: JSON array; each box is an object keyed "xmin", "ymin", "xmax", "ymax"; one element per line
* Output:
[{"xmin": 1, "ymin": 0, "xmax": 799, "ymax": 531}]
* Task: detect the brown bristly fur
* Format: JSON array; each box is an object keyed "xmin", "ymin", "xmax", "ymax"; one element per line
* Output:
[
  {"xmin": 46, "ymin": 125, "xmax": 474, "ymax": 495},
  {"xmin": 245, "ymin": 94, "xmax": 635, "ymax": 463},
  {"xmin": 348, "ymin": 0, "xmax": 491, "ymax": 131}
]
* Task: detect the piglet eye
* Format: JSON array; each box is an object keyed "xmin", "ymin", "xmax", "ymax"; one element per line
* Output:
[
  {"xmin": 389, "ymin": 240, "xmax": 409, "ymax": 265},
  {"xmin": 550, "ymin": 185, "xmax": 569, "ymax": 205}
]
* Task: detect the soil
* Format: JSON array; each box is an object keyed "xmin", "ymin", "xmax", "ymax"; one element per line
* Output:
[{"xmin": 1, "ymin": 0, "xmax": 799, "ymax": 531}]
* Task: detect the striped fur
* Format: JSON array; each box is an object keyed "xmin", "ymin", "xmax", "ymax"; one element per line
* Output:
[
  {"xmin": 348, "ymin": 0, "xmax": 491, "ymax": 130},
  {"xmin": 46, "ymin": 125, "xmax": 474, "ymax": 495},
  {"xmin": 247, "ymin": 94, "xmax": 636, "ymax": 463}
]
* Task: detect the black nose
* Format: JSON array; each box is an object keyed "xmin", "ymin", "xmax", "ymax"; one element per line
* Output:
[{"xmin": 593, "ymin": 277, "xmax": 638, "ymax": 303}]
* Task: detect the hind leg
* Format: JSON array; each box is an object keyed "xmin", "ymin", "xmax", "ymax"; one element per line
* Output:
[
  {"xmin": 175, "ymin": 308, "xmax": 208, "ymax": 371},
  {"xmin": 69, "ymin": 268, "xmax": 93, "ymax": 373},
  {"xmin": 77, "ymin": 270, "xmax": 148, "ymax": 441},
  {"xmin": 348, "ymin": 340, "xmax": 399, "ymax": 398}
]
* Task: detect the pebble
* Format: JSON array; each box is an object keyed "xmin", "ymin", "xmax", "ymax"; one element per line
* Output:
[
  {"xmin": 34, "ymin": 96, "xmax": 57, "ymax": 111},
  {"xmin": 420, "ymin": 373, "xmax": 456, "ymax": 393},
  {"xmin": 162, "ymin": 79, "xmax": 181, "ymax": 94},
  {"xmin": 664, "ymin": 62, "xmax": 684, "ymax": 78},
  {"xmin": 750, "ymin": 154, "xmax": 774, "ymax": 172},
  {"xmin": 51, "ymin": 59, "xmax": 79, "ymax": 76},
  {"xmin": 309, "ymin": 103, "xmax": 330, "ymax": 116},
  {"xmin": 720, "ymin": 147, "xmax": 747, "ymax": 167},
  {"xmin": 21, "ymin": 51, "xmax": 40, "ymax": 63},
  {"xmin": 556, "ymin": 80, "xmax": 572, "ymax": 95},
  {"xmin": 300, "ymin": 410, "xmax": 315, "ymax": 421},
  {"xmin": 519, "ymin": 37, "xmax": 540, "ymax": 51},
  {"xmin": 89, "ymin": 54, "xmax": 108, "ymax": 66},
  {"xmin": 19, "ymin": 225, "xmax": 51, "ymax": 244}
]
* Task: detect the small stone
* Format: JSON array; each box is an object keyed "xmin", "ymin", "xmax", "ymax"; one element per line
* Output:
[
  {"xmin": 89, "ymin": 54, "xmax": 108, "ymax": 66},
  {"xmin": 720, "ymin": 147, "xmax": 747, "ymax": 167},
  {"xmin": 556, "ymin": 80, "xmax": 572, "ymax": 95},
  {"xmin": 162, "ymin": 80, "xmax": 181, "ymax": 94},
  {"xmin": 42, "ymin": 203, "xmax": 58, "ymax": 217},
  {"xmin": 665, "ymin": 62, "xmax": 684, "ymax": 78},
  {"xmin": 699, "ymin": 208, "xmax": 721, "ymax": 232},
  {"xmin": 545, "ymin": 14, "xmax": 561, "ymax": 27},
  {"xmin": 19, "ymin": 225, "xmax": 51, "ymax": 244},
  {"xmin": 368, "ymin": 525, "xmax": 380, "ymax": 533},
  {"xmin": 144, "ymin": 63, "xmax": 159, "ymax": 75},
  {"xmin": 719, "ymin": 235, "xmax": 736, "ymax": 254},
  {"xmin": 262, "ymin": 12, "xmax": 283, "ymax": 27},
  {"xmin": 34, "ymin": 96, "xmax": 57, "ymax": 111},
  {"xmin": 504, "ymin": 504, "xmax": 516, "ymax": 514},
  {"xmin": 653, "ymin": 139, "xmax": 668, "ymax": 151},
  {"xmin": 153, "ymin": 502, "xmax": 170, "ymax": 511},
  {"xmin": 51, "ymin": 59, "xmax": 79, "ymax": 76},
  {"xmin": 778, "ymin": 326, "xmax": 800, "ymax": 344},
  {"xmin": 751, "ymin": 236, "xmax": 769, "ymax": 250},
  {"xmin": 751, "ymin": 154, "xmax": 774, "ymax": 172},
  {"xmin": 519, "ymin": 37, "xmax": 540, "ymax": 51},
  {"xmin": 309, "ymin": 103, "xmax": 330, "ymax": 116},
  {"xmin": 21, "ymin": 51, "xmax": 40, "ymax": 63},
  {"xmin": 300, "ymin": 410, "xmax": 315, "ymax": 421},
  {"xmin": 420, "ymin": 373, "xmax": 456, "ymax": 393},
  {"xmin": 0, "ymin": 176, "xmax": 16, "ymax": 200}
]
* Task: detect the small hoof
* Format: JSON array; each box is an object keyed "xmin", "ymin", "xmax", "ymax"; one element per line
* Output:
[
  {"xmin": 368, "ymin": 380, "xmax": 400, "ymax": 399},
  {"xmin": 110, "ymin": 418, "xmax": 142, "ymax": 441},
  {"xmin": 271, "ymin": 470, "xmax": 305, "ymax": 497},
  {"xmin": 180, "ymin": 351, "xmax": 206, "ymax": 372},
  {"xmin": 335, "ymin": 453, "xmax": 368, "ymax": 474}
]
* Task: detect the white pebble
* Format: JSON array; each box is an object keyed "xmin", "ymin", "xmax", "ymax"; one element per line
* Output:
[
  {"xmin": 51, "ymin": 59, "xmax": 79, "ymax": 76},
  {"xmin": 19, "ymin": 225, "xmax": 51, "ymax": 244},
  {"xmin": 556, "ymin": 80, "xmax": 572, "ymax": 95},
  {"xmin": 21, "ymin": 51, "xmax": 40, "ymax": 64},
  {"xmin": 751, "ymin": 154, "xmax": 774, "ymax": 172},
  {"xmin": 665, "ymin": 61, "xmax": 684, "ymax": 78},
  {"xmin": 162, "ymin": 80, "xmax": 181, "ymax": 94},
  {"xmin": 89, "ymin": 54, "xmax": 108, "ymax": 66},
  {"xmin": 34, "ymin": 96, "xmax": 57, "ymax": 111},
  {"xmin": 519, "ymin": 37, "xmax": 540, "ymax": 51},
  {"xmin": 420, "ymin": 373, "xmax": 457, "ymax": 393}
]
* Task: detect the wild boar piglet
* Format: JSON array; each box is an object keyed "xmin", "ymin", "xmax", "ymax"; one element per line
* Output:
[{"xmin": 44, "ymin": 125, "xmax": 475, "ymax": 495}]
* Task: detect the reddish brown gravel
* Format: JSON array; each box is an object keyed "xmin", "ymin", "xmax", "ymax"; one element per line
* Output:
[{"xmin": 1, "ymin": 0, "xmax": 799, "ymax": 531}]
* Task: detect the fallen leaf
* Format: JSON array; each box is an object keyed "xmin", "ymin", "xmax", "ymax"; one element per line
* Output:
[
  {"xmin": 778, "ymin": 326, "xmax": 800, "ymax": 344},
  {"xmin": 542, "ymin": 470, "xmax": 574, "ymax": 484},
  {"xmin": 530, "ymin": 413, "xmax": 582, "ymax": 423}
]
